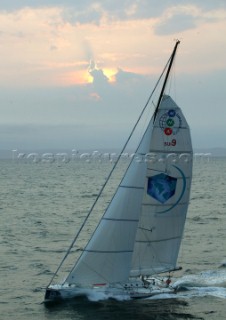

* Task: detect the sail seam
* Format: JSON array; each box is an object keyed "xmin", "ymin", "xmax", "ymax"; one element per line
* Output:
[
  {"xmin": 135, "ymin": 236, "xmax": 181, "ymax": 243},
  {"xmin": 142, "ymin": 201, "xmax": 188, "ymax": 206},
  {"xmin": 83, "ymin": 249, "xmax": 133, "ymax": 253},
  {"xmin": 103, "ymin": 218, "xmax": 139, "ymax": 222},
  {"xmin": 146, "ymin": 173, "xmax": 190, "ymax": 179},
  {"xmin": 119, "ymin": 185, "xmax": 144, "ymax": 190},
  {"xmin": 153, "ymin": 107, "xmax": 178, "ymax": 111},
  {"xmin": 146, "ymin": 150, "xmax": 193, "ymax": 154}
]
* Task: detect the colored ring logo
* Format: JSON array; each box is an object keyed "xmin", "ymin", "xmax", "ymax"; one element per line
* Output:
[
  {"xmin": 164, "ymin": 128, "xmax": 173, "ymax": 135},
  {"xmin": 168, "ymin": 109, "xmax": 176, "ymax": 117},
  {"xmin": 166, "ymin": 118, "xmax": 174, "ymax": 127},
  {"xmin": 159, "ymin": 109, "xmax": 182, "ymax": 135}
]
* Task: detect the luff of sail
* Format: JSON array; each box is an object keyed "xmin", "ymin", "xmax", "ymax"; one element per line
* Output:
[
  {"xmin": 65, "ymin": 120, "xmax": 155, "ymax": 287},
  {"xmin": 130, "ymin": 95, "xmax": 193, "ymax": 277}
]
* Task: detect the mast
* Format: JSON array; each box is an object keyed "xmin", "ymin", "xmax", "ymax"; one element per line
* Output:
[{"xmin": 153, "ymin": 40, "xmax": 180, "ymax": 122}]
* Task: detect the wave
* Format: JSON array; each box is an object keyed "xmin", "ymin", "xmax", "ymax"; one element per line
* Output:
[{"xmin": 172, "ymin": 269, "xmax": 226, "ymax": 299}]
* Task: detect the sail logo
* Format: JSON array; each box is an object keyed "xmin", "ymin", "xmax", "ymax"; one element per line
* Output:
[
  {"xmin": 147, "ymin": 166, "xmax": 187, "ymax": 213},
  {"xmin": 147, "ymin": 173, "xmax": 177, "ymax": 204},
  {"xmin": 159, "ymin": 109, "xmax": 182, "ymax": 135}
]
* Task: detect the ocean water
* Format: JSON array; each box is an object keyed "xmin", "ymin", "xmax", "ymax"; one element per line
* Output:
[{"xmin": 1, "ymin": 155, "xmax": 226, "ymax": 320}]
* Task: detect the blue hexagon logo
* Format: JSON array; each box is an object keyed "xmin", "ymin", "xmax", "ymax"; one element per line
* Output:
[{"xmin": 147, "ymin": 173, "xmax": 177, "ymax": 203}]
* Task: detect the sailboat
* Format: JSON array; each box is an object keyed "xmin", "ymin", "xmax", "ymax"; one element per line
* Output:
[{"xmin": 44, "ymin": 40, "xmax": 193, "ymax": 302}]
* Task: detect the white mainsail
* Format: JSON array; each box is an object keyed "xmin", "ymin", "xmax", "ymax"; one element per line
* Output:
[
  {"xmin": 130, "ymin": 95, "xmax": 193, "ymax": 277},
  {"xmin": 65, "ymin": 95, "xmax": 192, "ymax": 287}
]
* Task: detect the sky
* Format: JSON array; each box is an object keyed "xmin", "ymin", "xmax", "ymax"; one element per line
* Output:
[{"xmin": 0, "ymin": 0, "xmax": 226, "ymax": 151}]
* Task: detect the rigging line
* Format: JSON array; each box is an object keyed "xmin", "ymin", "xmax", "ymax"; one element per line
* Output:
[
  {"xmin": 79, "ymin": 260, "xmax": 110, "ymax": 284},
  {"xmin": 46, "ymin": 47, "xmax": 173, "ymax": 289}
]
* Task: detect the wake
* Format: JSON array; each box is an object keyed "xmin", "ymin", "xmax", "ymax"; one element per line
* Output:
[
  {"xmin": 86, "ymin": 269, "xmax": 226, "ymax": 302},
  {"xmin": 172, "ymin": 269, "xmax": 226, "ymax": 300}
]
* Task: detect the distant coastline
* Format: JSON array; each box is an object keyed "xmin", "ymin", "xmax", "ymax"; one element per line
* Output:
[{"xmin": 193, "ymin": 147, "xmax": 226, "ymax": 157}]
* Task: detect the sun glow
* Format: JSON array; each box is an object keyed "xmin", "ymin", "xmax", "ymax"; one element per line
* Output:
[
  {"xmin": 65, "ymin": 67, "xmax": 118, "ymax": 85},
  {"xmin": 61, "ymin": 66, "xmax": 118, "ymax": 86},
  {"xmin": 83, "ymin": 71, "xmax": 94, "ymax": 84},
  {"xmin": 59, "ymin": 70, "xmax": 93, "ymax": 85},
  {"xmin": 102, "ymin": 68, "xmax": 117, "ymax": 82}
]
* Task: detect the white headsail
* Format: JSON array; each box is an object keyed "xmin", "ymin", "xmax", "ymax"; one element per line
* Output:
[{"xmin": 65, "ymin": 118, "xmax": 153, "ymax": 286}]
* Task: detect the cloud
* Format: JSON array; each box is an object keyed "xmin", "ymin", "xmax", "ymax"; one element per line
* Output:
[
  {"xmin": 0, "ymin": 1, "xmax": 226, "ymax": 151},
  {"xmin": 1, "ymin": 1, "xmax": 222, "ymax": 51},
  {"xmin": 90, "ymin": 69, "xmax": 108, "ymax": 86},
  {"xmin": 1, "ymin": 1, "xmax": 226, "ymax": 23},
  {"xmin": 155, "ymin": 13, "xmax": 197, "ymax": 35},
  {"xmin": 81, "ymin": 39, "xmax": 95, "ymax": 61},
  {"xmin": 58, "ymin": 1, "xmax": 226, "ymax": 27},
  {"xmin": 61, "ymin": 2, "xmax": 103, "ymax": 25},
  {"xmin": 116, "ymin": 68, "xmax": 148, "ymax": 83},
  {"xmin": 153, "ymin": 4, "xmax": 224, "ymax": 35},
  {"xmin": 0, "ymin": 62, "xmax": 226, "ymax": 150},
  {"xmin": 0, "ymin": 64, "xmax": 155, "ymax": 150}
]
